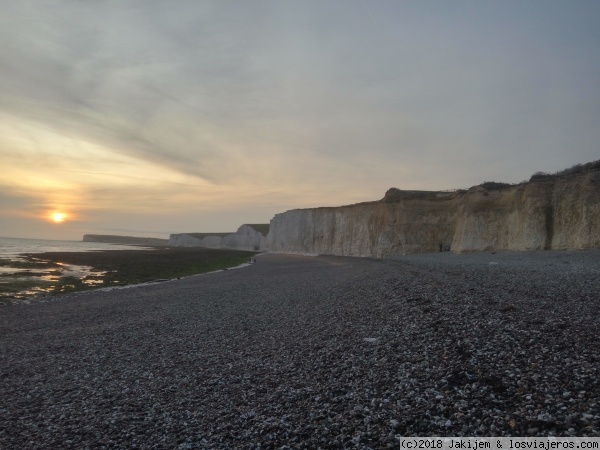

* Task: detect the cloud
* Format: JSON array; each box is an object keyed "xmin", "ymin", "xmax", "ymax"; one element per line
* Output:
[{"xmin": 1, "ymin": 1, "xmax": 599, "ymax": 239}]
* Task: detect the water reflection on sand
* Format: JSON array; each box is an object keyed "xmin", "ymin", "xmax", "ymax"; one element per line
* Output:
[{"xmin": 0, "ymin": 257, "xmax": 110, "ymax": 302}]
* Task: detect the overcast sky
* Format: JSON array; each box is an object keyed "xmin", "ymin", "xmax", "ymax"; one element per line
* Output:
[{"xmin": 1, "ymin": 0, "xmax": 599, "ymax": 240}]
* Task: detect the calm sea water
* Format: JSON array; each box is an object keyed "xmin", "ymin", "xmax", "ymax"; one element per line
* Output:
[{"xmin": 0, "ymin": 236, "xmax": 147, "ymax": 259}]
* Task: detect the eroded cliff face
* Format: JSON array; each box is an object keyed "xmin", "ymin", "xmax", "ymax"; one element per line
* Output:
[
  {"xmin": 550, "ymin": 171, "xmax": 600, "ymax": 249},
  {"xmin": 268, "ymin": 191, "xmax": 457, "ymax": 257},
  {"xmin": 268, "ymin": 169, "xmax": 600, "ymax": 256},
  {"xmin": 452, "ymin": 181, "xmax": 554, "ymax": 252}
]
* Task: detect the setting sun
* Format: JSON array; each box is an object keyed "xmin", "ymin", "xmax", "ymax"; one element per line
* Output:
[{"xmin": 50, "ymin": 212, "xmax": 67, "ymax": 223}]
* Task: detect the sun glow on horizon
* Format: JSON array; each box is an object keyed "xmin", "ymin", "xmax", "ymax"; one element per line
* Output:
[{"xmin": 49, "ymin": 212, "xmax": 67, "ymax": 223}]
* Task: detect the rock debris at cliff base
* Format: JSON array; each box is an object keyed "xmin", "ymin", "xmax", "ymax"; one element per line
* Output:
[{"xmin": 1, "ymin": 251, "xmax": 599, "ymax": 448}]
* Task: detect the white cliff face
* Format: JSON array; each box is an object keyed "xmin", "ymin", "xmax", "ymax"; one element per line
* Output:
[
  {"xmin": 198, "ymin": 235, "xmax": 225, "ymax": 249},
  {"xmin": 268, "ymin": 192, "xmax": 457, "ymax": 257},
  {"xmin": 168, "ymin": 224, "xmax": 268, "ymax": 252},
  {"xmin": 222, "ymin": 225, "xmax": 267, "ymax": 251},
  {"xmin": 168, "ymin": 234, "xmax": 203, "ymax": 247},
  {"xmin": 452, "ymin": 182, "xmax": 553, "ymax": 252},
  {"xmin": 268, "ymin": 169, "xmax": 600, "ymax": 256},
  {"xmin": 550, "ymin": 171, "xmax": 600, "ymax": 249}
]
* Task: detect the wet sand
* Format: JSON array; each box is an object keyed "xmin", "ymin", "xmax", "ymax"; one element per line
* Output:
[{"xmin": 0, "ymin": 247, "xmax": 256, "ymax": 301}]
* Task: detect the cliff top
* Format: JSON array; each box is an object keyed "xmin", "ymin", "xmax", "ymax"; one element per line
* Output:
[
  {"xmin": 276, "ymin": 159, "xmax": 600, "ymax": 213},
  {"xmin": 381, "ymin": 160, "xmax": 600, "ymax": 202},
  {"xmin": 380, "ymin": 188, "xmax": 454, "ymax": 202},
  {"xmin": 529, "ymin": 159, "xmax": 600, "ymax": 182},
  {"xmin": 182, "ymin": 225, "xmax": 270, "ymax": 239}
]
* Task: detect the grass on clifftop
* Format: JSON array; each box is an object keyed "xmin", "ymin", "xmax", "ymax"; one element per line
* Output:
[{"xmin": 245, "ymin": 224, "xmax": 270, "ymax": 235}]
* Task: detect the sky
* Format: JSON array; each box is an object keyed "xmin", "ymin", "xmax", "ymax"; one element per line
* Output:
[{"xmin": 1, "ymin": 1, "xmax": 599, "ymax": 240}]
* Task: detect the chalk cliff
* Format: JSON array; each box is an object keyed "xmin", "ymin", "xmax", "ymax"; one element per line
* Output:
[
  {"xmin": 169, "ymin": 224, "xmax": 269, "ymax": 252},
  {"xmin": 169, "ymin": 233, "xmax": 209, "ymax": 247},
  {"xmin": 268, "ymin": 167, "xmax": 600, "ymax": 257}
]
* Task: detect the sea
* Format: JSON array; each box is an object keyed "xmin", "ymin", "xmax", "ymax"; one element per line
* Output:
[
  {"xmin": 0, "ymin": 236, "xmax": 148, "ymax": 259},
  {"xmin": 0, "ymin": 236, "xmax": 150, "ymax": 302}
]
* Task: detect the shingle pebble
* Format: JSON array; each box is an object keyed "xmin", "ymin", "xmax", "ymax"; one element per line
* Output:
[{"xmin": 1, "ymin": 250, "xmax": 599, "ymax": 448}]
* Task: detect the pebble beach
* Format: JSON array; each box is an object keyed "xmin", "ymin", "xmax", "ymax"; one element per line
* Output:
[{"xmin": 1, "ymin": 250, "xmax": 599, "ymax": 448}]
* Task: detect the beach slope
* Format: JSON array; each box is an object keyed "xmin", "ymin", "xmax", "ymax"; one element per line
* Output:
[{"xmin": 1, "ymin": 251, "xmax": 599, "ymax": 447}]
